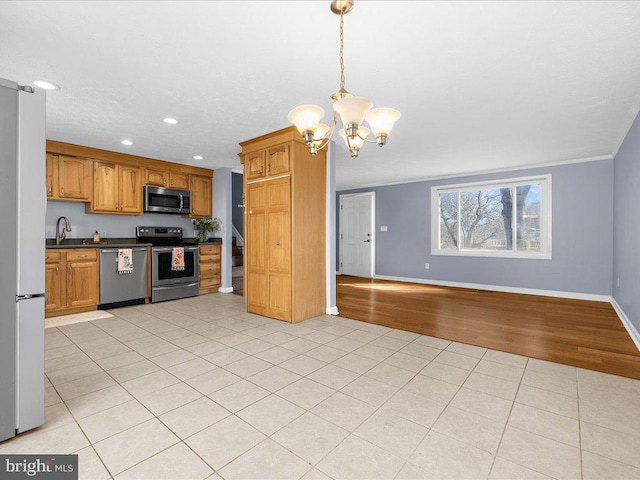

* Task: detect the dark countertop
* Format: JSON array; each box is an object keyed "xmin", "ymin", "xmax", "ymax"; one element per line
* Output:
[
  {"xmin": 46, "ymin": 238, "xmax": 152, "ymax": 249},
  {"xmin": 46, "ymin": 237, "xmax": 222, "ymax": 249}
]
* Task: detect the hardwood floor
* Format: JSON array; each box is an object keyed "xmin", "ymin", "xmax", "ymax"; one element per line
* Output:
[{"xmin": 336, "ymin": 275, "xmax": 640, "ymax": 380}]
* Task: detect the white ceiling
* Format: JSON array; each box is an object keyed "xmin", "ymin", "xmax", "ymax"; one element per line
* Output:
[{"xmin": 2, "ymin": 1, "xmax": 640, "ymax": 189}]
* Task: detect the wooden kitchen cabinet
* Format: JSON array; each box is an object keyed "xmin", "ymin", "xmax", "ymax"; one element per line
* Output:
[
  {"xmin": 146, "ymin": 168, "xmax": 168, "ymax": 187},
  {"xmin": 90, "ymin": 161, "xmax": 142, "ymax": 214},
  {"xmin": 45, "ymin": 153, "xmax": 90, "ymax": 201},
  {"xmin": 45, "ymin": 251, "xmax": 63, "ymax": 314},
  {"xmin": 45, "ymin": 248, "xmax": 99, "ymax": 317},
  {"xmin": 240, "ymin": 127, "xmax": 326, "ymax": 323},
  {"xmin": 189, "ymin": 174, "xmax": 213, "ymax": 217},
  {"xmin": 199, "ymin": 244, "xmax": 221, "ymax": 294},
  {"xmin": 245, "ymin": 151, "xmax": 266, "ymax": 180},
  {"xmin": 145, "ymin": 170, "xmax": 189, "ymax": 189}
]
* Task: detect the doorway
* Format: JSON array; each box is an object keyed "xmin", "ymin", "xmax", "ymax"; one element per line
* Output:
[{"xmin": 339, "ymin": 192, "xmax": 375, "ymax": 278}]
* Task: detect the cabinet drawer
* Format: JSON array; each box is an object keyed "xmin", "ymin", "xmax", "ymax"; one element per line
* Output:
[
  {"xmin": 200, "ymin": 254, "xmax": 221, "ymax": 263},
  {"xmin": 45, "ymin": 250, "xmax": 61, "ymax": 263},
  {"xmin": 66, "ymin": 249, "xmax": 97, "ymax": 262},
  {"xmin": 200, "ymin": 263, "xmax": 220, "ymax": 275},
  {"xmin": 200, "ymin": 277, "xmax": 220, "ymax": 288},
  {"xmin": 199, "ymin": 245, "xmax": 221, "ymax": 255}
]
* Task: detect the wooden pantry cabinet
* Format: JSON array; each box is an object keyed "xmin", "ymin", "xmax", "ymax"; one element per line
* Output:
[
  {"xmin": 45, "ymin": 248, "xmax": 100, "ymax": 318},
  {"xmin": 89, "ymin": 161, "xmax": 143, "ymax": 214},
  {"xmin": 45, "ymin": 153, "xmax": 91, "ymax": 201},
  {"xmin": 199, "ymin": 244, "xmax": 221, "ymax": 294},
  {"xmin": 240, "ymin": 127, "xmax": 326, "ymax": 323}
]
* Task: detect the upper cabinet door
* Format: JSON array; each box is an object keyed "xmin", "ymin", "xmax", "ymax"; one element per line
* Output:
[
  {"xmin": 92, "ymin": 161, "xmax": 118, "ymax": 212},
  {"xmin": 190, "ymin": 175, "xmax": 212, "ymax": 217},
  {"xmin": 118, "ymin": 165, "xmax": 142, "ymax": 214},
  {"xmin": 246, "ymin": 152, "xmax": 266, "ymax": 180},
  {"xmin": 146, "ymin": 169, "xmax": 168, "ymax": 187},
  {"xmin": 169, "ymin": 173, "xmax": 189, "ymax": 189},
  {"xmin": 266, "ymin": 144, "xmax": 290, "ymax": 177},
  {"xmin": 58, "ymin": 155, "xmax": 90, "ymax": 200},
  {"xmin": 45, "ymin": 153, "xmax": 58, "ymax": 198}
]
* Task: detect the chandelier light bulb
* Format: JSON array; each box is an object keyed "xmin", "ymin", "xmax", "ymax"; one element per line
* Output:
[
  {"xmin": 332, "ymin": 96, "xmax": 373, "ymax": 135},
  {"xmin": 287, "ymin": 105, "xmax": 325, "ymax": 137},
  {"xmin": 339, "ymin": 125, "xmax": 370, "ymax": 157},
  {"xmin": 313, "ymin": 123, "xmax": 331, "ymax": 142},
  {"xmin": 365, "ymin": 108, "xmax": 402, "ymax": 145}
]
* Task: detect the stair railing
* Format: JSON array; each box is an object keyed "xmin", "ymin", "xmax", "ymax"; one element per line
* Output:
[{"xmin": 232, "ymin": 223, "xmax": 244, "ymax": 247}]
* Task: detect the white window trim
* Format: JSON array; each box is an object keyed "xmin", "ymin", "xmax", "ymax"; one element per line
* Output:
[{"xmin": 430, "ymin": 174, "xmax": 552, "ymax": 260}]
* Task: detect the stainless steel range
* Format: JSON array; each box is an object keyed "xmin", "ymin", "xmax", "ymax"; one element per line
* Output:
[{"xmin": 137, "ymin": 226, "xmax": 199, "ymax": 303}]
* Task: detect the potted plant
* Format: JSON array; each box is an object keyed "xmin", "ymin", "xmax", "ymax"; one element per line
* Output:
[{"xmin": 193, "ymin": 217, "xmax": 221, "ymax": 243}]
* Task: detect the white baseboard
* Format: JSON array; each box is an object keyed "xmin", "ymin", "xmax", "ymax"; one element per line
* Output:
[
  {"xmin": 611, "ymin": 298, "xmax": 640, "ymax": 353},
  {"xmin": 373, "ymin": 275, "xmax": 612, "ymax": 303},
  {"xmin": 326, "ymin": 306, "xmax": 339, "ymax": 315},
  {"xmin": 218, "ymin": 287, "xmax": 234, "ymax": 293}
]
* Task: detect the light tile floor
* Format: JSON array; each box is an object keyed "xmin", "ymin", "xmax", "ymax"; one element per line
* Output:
[{"xmin": 2, "ymin": 293, "xmax": 640, "ymax": 479}]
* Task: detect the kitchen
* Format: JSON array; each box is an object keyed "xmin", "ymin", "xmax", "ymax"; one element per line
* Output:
[{"xmin": 44, "ymin": 140, "xmax": 223, "ymax": 316}]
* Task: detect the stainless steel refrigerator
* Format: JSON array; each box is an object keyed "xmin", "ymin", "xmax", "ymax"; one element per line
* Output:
[{"xmin": 0, "ymin": 78, "xmax": 46, "ymax": 442}]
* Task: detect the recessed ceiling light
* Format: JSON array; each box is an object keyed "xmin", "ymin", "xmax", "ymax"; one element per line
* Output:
[
  {"xmin": 121, "ymin": 139, "xmax": 133, "ymax": 146},
  {"xmin": 193, "ymin": 155, "xmax": 203, "ymax": 160},
  {"xmin": 163, "ymin": 117, "xmax": 179, "ymax": 125},
  {"xmin": 33, "ymin": 80, "xmax": 60, "ymax": 91}
]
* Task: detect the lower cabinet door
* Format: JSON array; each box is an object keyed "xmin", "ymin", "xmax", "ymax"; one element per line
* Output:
[
  {"xmin": 67, "ymin": 261, "xmax": 99, "ymax": 307},
  {"xmin": 45, "ymin": 262, "xmax": 64, "ymax": 312}
]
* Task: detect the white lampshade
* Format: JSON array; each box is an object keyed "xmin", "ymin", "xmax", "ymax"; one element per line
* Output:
[
  {"xmin": 288, "ymin": 105, "xmax": 325, "ymax": 135},
  {"xmin": 332, "ymin": 96, "xmax": 373, "ymax": 129},
  {"xmin": 365, "ymin": 108, "xmax": 401, "ymax": 137},
  {"xmin": 339, "ymin": 126, "xmax": 370, "ymax": 151},
  {"xmin": 313, "ymin": 123, "xmax": 331, "ymax": 142}
]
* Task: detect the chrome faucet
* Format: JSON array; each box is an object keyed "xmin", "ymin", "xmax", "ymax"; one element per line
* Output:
[{"xmin": 55, "ymin": 216, "xmax": 71, "ymax": 245}]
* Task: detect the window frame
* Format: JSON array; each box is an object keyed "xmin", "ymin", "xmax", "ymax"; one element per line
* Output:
[{"xmin": 430, "ymin": 174, "xmax": 552, "ymax": 259}]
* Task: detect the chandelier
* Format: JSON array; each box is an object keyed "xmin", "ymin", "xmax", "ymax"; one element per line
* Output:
[{"xmin": 288, "ymin": 0, "xmax": 401, "ymax": 158}]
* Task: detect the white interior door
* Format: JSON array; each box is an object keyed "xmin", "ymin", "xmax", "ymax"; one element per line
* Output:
[{"xmin": 340, "ymin": 193, "xmax": 374, "ymax": 277}]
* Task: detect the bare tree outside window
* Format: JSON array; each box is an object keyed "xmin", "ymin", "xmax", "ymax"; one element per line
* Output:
[{"xmin": 437, "ymin": 183, "xmax": 542, "ymax": 253}]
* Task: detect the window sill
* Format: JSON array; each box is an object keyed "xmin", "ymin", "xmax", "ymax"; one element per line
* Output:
[{"xmin": 431, "ymin": 249, "xmax": 552, "ymax": 260}]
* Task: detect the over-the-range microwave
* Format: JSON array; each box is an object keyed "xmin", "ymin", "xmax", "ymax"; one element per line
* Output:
[{"xmin": 143, "ymin": 185, "xmax": 192, "ymax": 214}]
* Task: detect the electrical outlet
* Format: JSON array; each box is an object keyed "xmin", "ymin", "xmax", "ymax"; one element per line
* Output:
[
  {"xmin": 380, "ymin": 226, "xmax": 388, "ymax": 232},
  {"xmin": 100, "ymin": 230, "xmax": 107, "ymax": 239},
  {"xmin": 425, "ymin": 263, "xmax": 430, "ymax": 270}
]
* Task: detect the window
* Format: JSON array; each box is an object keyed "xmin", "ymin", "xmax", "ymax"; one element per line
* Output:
[{"xmin": 431, "ymin": 175, "xmax": 551, "ymax": 259}]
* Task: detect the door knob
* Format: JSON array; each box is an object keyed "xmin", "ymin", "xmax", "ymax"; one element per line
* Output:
[{"xmin": 364, "ymin": 239, "xmax": 370, "ymax": 243}]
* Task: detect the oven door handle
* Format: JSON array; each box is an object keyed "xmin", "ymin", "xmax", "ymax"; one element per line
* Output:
[{"xmin": 153, "ymin": 246, "xmax": 198, "ymax": 252}]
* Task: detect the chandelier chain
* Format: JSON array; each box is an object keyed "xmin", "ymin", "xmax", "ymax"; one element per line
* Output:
[{"xmin": 339, "ymin": 10, "xmax": 345, "ymax": 90}]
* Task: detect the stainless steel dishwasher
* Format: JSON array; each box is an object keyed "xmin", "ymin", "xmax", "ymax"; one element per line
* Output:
[{"xmin": 99, "ymin": 247, "xmax": 148, "ymax": 305}]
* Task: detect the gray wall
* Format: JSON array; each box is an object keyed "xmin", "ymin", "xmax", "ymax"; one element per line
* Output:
[
  {"xmin": 338, "ymin": 160, "xmax": 614, "ymax": 296},
  {"xmin": 232, "ymin": 172, "xmax": 243, "ymax": 238},
  {"xmin": 45, "ymin": 201, "xmax": 196, "ymax": 239},
  {"xmin": 613, "ymin": 112, "xmax": 640, "ymax": 332}
]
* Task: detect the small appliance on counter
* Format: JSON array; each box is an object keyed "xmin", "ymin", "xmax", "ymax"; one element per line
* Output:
[{"xmin": 136, "ymin": 226, "xmax": 199, "ymax": 303}]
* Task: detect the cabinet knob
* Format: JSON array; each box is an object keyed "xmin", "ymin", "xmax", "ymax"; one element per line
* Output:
[
  {"xmin": 60, "ymin": 187, "xmax": 64, "ymax": 196},
  {"xmin": 68, "ymin": 266, "xmax": 72, "ymax": 274},
  {"xmin": 115, "ymin": 203, "xmax": 118, "ymax": 209},
  {"xmin": 55, "ymin": 266, "xmax": 58, "ymax": 275},
  {"xmin": 275, "ymin": 242, "xmax": 281, "ymax": 246},
  {"xmin": 48, "ymin": 185, "xmax": 52, "ymax": 194}
]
